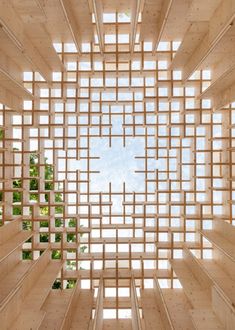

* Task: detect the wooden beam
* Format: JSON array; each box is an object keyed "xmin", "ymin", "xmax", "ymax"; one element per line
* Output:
[
  {"xmin": 59, "ymin": 0, "xmax": 82, "ymax": 54},
  {"xmin": 152, "ymin": 0, "xmax": 173, "ymax": 52},
  {"xmin": 130, "ymin": 276, "xmax": 142, "ymax": 330},
  {"xmin": 60, "ymin": 279, "xmax": 81, "ymax": 330},
  {"xmin": 0, "ymin": 68, "xmax": 33, "ymax": 100},
  {"xmin": 201, "ymin": 66, "xmax": 235, "ymax": 100},
  {"xmin": 182, "ymin": 0, "xmax": 235, "ymax": 81},
  {"xmin": 153, "ymin": 277, "xmax": 174, "ymax": 329},
  {"xmin": 91, "ymin": 0, "xmax": 104, "ymax": 54},
  {"xmin": 170, "ymin": 22, "xmax": 208, "ymax": 70},
  {"xmin": 0, "ymin": 84, "xmax": 22, "ymax": 110},
  {"xmin": 130, "ymin": 0, "xmax": 141, "ymax": 53},
  {"xmin": 212, "ymin": 80, "xmax": 235, "ymax": 110},
  {"xmin": 0, "ymin": 1, "xmax": 52, "ymax": 82},
  {"xmin": 0, "ymin": 50, "xmax": 23, "ymax": 84},
  {"xmin": 92, "ymin": 277, "xmax": 103, "ymax": 330}
]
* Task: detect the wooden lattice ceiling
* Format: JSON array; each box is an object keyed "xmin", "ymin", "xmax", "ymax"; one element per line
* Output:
[{"xmin": 0, "ymin": 0, "xmax": 235, "ymax": 329}]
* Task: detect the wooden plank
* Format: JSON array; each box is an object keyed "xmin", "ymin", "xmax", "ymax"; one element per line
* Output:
[
  {"xmin": 212, "ymin": 80, "xmax": 235, "ymax": 110},
  {"xmin": 199, "ymin": 229, "xmax": 235, "ymax": 262},
  {"xmin": 201, "ymin": 258, "xmax": 235, "ymax": 305},
  {"xmin": 0, "ymin": 68, "xmax": 33, "ymax": 99},
  {"xmin": 0, "ymin": 0, "xmax": 52, "ymax": 82},
  {"xmin": 70, "ymin": 289, "xmax": 93, "ymax": 330},
  {"xmin": 59, "ymin": 0, "xmax": 82, "ymax": 53},
  {"xmin": 9, "ymin": 260, "xmax": 63, "ymax": 329},
  {"xmin": 130, "ymin": 276, "xmax": 142, "ymax": 330},
  {"xmin": 190, "ymin": 309, "xmax": 224, "ymax": 330},
  {"xmin": 91, "ymin": 0, "xmax": 104, "ymax": 54},
  {"xmin": 169, "ymin": 258, "xmax": 211, "ymax": 309},
  {"xmin": 103, "ymin": 319, "xmax": 132, "ymax": 330},
  {"xmin": 93, "ymin": 277, "xmax": 103, "ymax": 330},
  {"xmin": 39, "ymin": 289, "xmax": 73, "ymax": 330},
  {"xmin": 213, "ymin": 220, "xmax": 235, "ymax": 245},
  {"xmin": 153, "ymin": 277, "xmax": 174, "ymax": 329},
  {"xmin": 0, "ymin": 218, "xmax": 21, "ymax": 244},
  {"xmin": 141, "ymin": 289, "xmax": 165, "ymax": 330},
  {"xmin": 183, "ymin": 248, "xmax": 213, "ymax": 290},
  {"xmin": 0, "ymin": 247, "xmax": 22, "ymax": 282},
  {"xmin": 212, "ymin": 286, "xmax": 235, "ymax": 329},
  {"xmin": 182, "ymin": 0, "xmax": 235, "ymax": 81},
  {"xmin": 0, "ymin": 260, "xmax": 32, "ymax": 303},
  {"xmin": 160, "ymin": 288, "xmax": 195, "ymax": 330},
  {"xmin": 152, "ymin": 0, "xmax": 174, "ymax": 51},
  {"xmin": 130, "ymin": 0, "xmax": 141, "ymax": 53},
  {"xmin": 0, "ymin": 83, "xmax": 22, "ymax": 109},
  {"xmin": 59, "ymin": 279, "xmax": 81, "ymax": 330},
  {"xmin": 0, "ymin": 250, "xmax": 50, "ymax": 328},
  {"xmin": 0, "ymin": 230, "xmax": 33, "ymax": 262},
  {"xmin": 170, "ymin": 22, "xmax": 208, "ymax": 70}
]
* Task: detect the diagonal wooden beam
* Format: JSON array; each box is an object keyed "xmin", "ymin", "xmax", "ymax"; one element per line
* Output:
[
  {"xmin": 0, "ymin": 1, "xmax": 52, "ymax": 83},
  {"xmin": 0, "ymin": 84, "xmax": 22, "ymax": 110},
  {"xmin": 182, "ymin": 0, "xmax": 235, "ymax": 81},
  {"xmin": 170, "ymin": 22, "xmax": 208, "ymax": 70},
  {"xmin": 59, "ymin": 0, "xmax": 82, "ymax": 54},
  {"xmin": 130, "ymin": 0, "xmax": 142, "ymax": 54},
  {"xmin": 200, "ymin": 65, "xmax": 235, "ymax": 100},
  {"xmin": 152, "ymin": 0, "xmax": 173, "ymax": 52},
  {"xmin": 91, "ymin": 0, "xmax": 104, "ymax": 54},
  {"xmin": 212, "ymin": 81, "xmax": 235, "ymax": 111},
  {"xmin": 0, "ymin": 68, "xmax": 33, "ymax": 99}
]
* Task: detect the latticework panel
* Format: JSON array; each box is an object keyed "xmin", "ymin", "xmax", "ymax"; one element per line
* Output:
[{"xmin": 1, "ymin": 38, "xmax": 235, "ymax": 292}]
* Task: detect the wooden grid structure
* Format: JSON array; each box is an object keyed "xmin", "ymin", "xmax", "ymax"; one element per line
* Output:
[{"xmin": 1, "ymin": 0, "xmax": 235, "ymax": 329}]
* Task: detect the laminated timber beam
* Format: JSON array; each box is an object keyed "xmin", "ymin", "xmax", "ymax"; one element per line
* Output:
[
  {"xmin": 0, "ymin": 49, "xmax": 23, "ymax": 85},
  {"xmin": 59, "ymin": 279, "xmax": 82, "ymax": 330},
  {"xmin": 130, "ymin": 0, "xmax": 141, "ymax": 54},
  {"xmin": 59, "ymin": 0, "xmax": 82, "ymax": 54},
  {"xmin": 0, "ymin": 68, "xmax": 33, "ymax": 99},
  {"xmin": 141, "ymin": 289, "xmax": 165, "ymax": 329},
  {"xmin": 130, "ymin": 276, "xmax": 142, "ymax": 330},
  {"xmin": 153, "ymin": 277, "xmax": 175, "ymax": 329},
  {"xmin": 200, "ymin": 66, "xmax": 235, "ymax": 109},
  {"xmin": 0, "ymin": 84, "xmax": 22, "ymax": 110},
  {"xmin": 182, "ymin": 0, "xmax": 235, "ymax": 81},
  {"xmin": 0, "ymin": 66, "xmax": 33, "ymax": 110},
  {"xmin": 152, "ymin": 0, "xmax": 174, "ymax": 52},
  {"xmin": 0, "ymin": 0, "xmax": 52, "ymax": 83},
  {"xmin": 91, "ymin": 0, "xmax": 104, "ymax": 54},
  {"xmin": 92, "ymin": 277, "xmax": 103, "ymax": 330}
]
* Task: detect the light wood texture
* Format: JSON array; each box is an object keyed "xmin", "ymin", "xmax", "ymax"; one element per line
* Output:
[
  {"xmin": 0, "ymin": 1, "xmax": 235, "ymax": 328},
  {"xmin": 69, "ymin": 289, "xmax": 93, "ymax": 330},
  {"xmin": 141, "ymin": 289, "xmax": 165, "ymax": 330}
]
